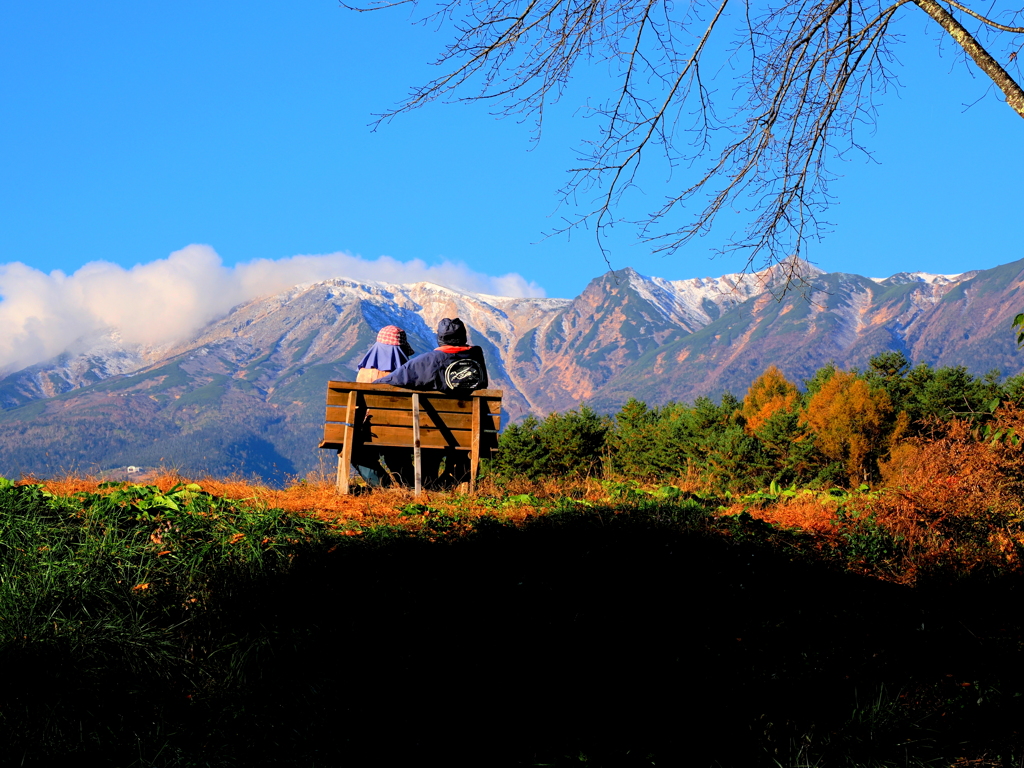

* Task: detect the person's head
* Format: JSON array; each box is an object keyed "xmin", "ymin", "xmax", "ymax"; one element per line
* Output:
[
  {"xmin": 376, "ymin": 325, "xmax": 415, "ymax": 357},
  {"xmin": 436, "ymin": 317, "xmax": 468, "ymax": 346}
]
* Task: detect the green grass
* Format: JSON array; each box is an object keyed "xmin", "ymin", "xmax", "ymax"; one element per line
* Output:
[
  {"xmin": 148, "ymin": 362, "xmax": 194, "ymax": 393},
  {"xmin": 0, "ymin": 479, "xmax": 329, "ymax": 765},
  {"xmin": 289, "ymin": 331, "xmax": 320, "ymax": 363},
  {"xmin": 0, "ymin": 398, "xmax": 48, "ymax": 423},
  {"xmin": 514, "ymin": 327, "xmax": 539, "ymax": 364},
  {"xmin": 242, "ymin": 351, "xmax": 273, "ymax": 381}
]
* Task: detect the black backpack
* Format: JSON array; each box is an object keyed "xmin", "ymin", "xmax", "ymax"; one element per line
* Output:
[{"xmin": 440, "ymin": 357, "xmax": 484, "ymax": 393}]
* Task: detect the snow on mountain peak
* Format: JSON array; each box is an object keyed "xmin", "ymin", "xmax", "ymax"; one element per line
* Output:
[
  {"xmin": 870, "ymin": 271, "xmax": 965, "ymax": 286},
  {"xmin": 617, "ymin": 259, "xmax": 824, "ymax": 330}
]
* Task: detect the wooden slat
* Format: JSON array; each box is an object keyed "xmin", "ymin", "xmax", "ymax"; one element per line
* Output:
[
  {"xmin": 326, "ymin": 389, "xmax": 501, "ymax": 414},
  {"xmin": 337, "ymin": 390, "xmax": 357, "ymax": 494},
  {"xmin": 327, "ymin": 380, "xmax": 502, "ymax": 398},
  {"xmin": 320, "ymin": 382, "xmax": 502, "ymax": 492},
  {"xmin": 323, "ymin": 423, "xmax": 498, "ymax": 450},
  {"xmin": 320, "ymin": 438, "xmax": 497, "ymax": 456},
  {"xmin": 324, "ymin": 406, "xmax": 499, "ymax": 432},
  {"xmin": 323, "ymin": 405, "xmax": 355, "ymax": 425},
  {"xmin": 330, "ymin": 391, "xmax": 473, "ymax": 412}
]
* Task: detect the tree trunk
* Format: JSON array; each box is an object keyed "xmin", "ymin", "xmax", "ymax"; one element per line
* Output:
[{"xmin": 913, "ymin": 0, "xmax": 1024, "ymax": 119}]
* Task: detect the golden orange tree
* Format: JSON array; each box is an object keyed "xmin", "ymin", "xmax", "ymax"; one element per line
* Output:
[
  {"xmin": 801, "ymin": 370, "xmax": 902, "ymax": 484},
  {"xmin": 742, "ymin": 366, "xmax": 800, "ymax": 434}
]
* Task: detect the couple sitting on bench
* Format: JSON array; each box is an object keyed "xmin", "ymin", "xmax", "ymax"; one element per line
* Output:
[
  {"xmin": 357, "ymin": 317, "xmax": 487, "ymax": 391},
  {"xmin": 353, "ymin": 317, "xmax": 489, "ymax": 488}
]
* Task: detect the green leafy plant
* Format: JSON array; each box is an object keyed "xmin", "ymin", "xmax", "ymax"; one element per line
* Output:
[
  {"xmin": 833, "ymin": 507, "xmax": 903, "ymax": 567},
  {"xmin": 397, "ymin": 502, "xmax": 434, "ymax": 517},
  {"xmin": 503, "ymin": 493, "xmax": 542, "ymax": 507}
]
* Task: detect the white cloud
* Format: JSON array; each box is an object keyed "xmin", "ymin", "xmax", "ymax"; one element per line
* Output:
[{"xmin": 0, "ymin": 245, "xmax": 546, "ymax": 374}]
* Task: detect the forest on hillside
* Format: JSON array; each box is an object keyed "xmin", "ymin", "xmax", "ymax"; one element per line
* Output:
[{"xmin": 495, "ymin": 351, "xmax": 1024, "ymax": 491}]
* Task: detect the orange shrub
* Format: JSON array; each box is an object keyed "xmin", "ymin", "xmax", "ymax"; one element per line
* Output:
[
  {"xmin": 743, "ymin": 495, "xmax": 840, "ymax": 536},
  {"xmin": 860, "ymin": 409, "xmax": 1024, "ymax": 580}
]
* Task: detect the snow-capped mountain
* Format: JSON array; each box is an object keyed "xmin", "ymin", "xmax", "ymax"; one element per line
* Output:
[
  {"xmin": 869, "ymin": 271, "xmax": 973, "ymax": 286},
  {"xmin": 1, "ymin": 257, "xmax": 1022, "ymax": 482}
]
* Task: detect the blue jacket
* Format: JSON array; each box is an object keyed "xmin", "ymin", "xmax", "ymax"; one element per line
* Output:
[
  {"xmin": 357, "ymin": 342, "xmax": 409, "ymax": 372},
  {"xmin": 376, "ymin": 346, "xmax": 489, "ymax": 392}
]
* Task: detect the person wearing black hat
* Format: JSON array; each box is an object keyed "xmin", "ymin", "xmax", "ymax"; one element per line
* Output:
[
  {"xmin": 376, "ymin": 318, "xmax": 489, "ymax": 487},
  {"xmin": 376, "ymin": 317, "xmax": 488, "ymax": 393}
]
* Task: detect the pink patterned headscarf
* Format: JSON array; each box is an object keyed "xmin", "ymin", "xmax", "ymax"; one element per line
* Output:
[
  {"xmin": 374, "ymin": 325, "xmax": 415, "ymax": 357},
  {"xmin": 376, "ymin": 326, "xmax": 404, "ymax": 346}
]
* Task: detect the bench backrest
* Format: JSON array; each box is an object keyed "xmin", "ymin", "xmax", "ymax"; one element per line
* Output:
[
  {"xmin": 321, "ymin": 382, "xmax": 502, "ymax": 452},
  {"xmin": 319, "ymin": 381, "xmax": 503, "ymax": 494}
]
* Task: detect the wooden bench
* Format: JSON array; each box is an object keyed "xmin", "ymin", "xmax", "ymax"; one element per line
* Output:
[{"xmin": 318, "ymin": 381, "xmax": 502, "ymax": 495}]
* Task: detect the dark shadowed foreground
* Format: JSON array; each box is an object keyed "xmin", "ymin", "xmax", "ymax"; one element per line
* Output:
[{"xmin": 2, "ymin": 488, "xmax": 1022, "ymax": 766}]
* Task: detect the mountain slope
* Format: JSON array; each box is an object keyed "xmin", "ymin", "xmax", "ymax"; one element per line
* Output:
[
  {"xmin": 589, "ymin": 261, "xmax": 1024, "ymax": 409},
  {"xmin": 1, "ymin": 259, "xmax": 1021, "ymax": 482},
  {"xmin": 0, "ymin": 278, "xmax": 570, "ymax": 481}
]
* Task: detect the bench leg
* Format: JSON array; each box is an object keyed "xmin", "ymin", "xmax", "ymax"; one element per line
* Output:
[
  {"xmin": 412, "ymin": 393, "xmax": 422, "ymax": 497},
  {"xmin": 336, "ymin": 450, "xmax": 349, "ymax": 494},
  {"xmin": 336, "ymin": 390, "xmax": 357, "ymax": 495},
  {"xmin": 470, "ymin": 397, "xmax": 481, "ymax": 494}
]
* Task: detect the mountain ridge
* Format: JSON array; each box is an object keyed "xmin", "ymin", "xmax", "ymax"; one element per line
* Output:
[{"xmin": 1, "ymin": 258, "xmax": 1019, "ymax": 482}]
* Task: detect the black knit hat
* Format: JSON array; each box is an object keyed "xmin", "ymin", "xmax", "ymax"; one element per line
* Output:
[{"xmin": 436, "ymin": 317, "xmax": 468, "ymax": 346}]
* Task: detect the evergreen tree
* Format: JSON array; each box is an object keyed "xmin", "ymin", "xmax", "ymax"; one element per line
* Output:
[
  {"xmin": 607, "ymin": 398, "xmax": 659, "ymax": 479},
  {"xmin": 536, "ymin": 405, "xmax": 610, "ymax": 478},
  {"xmin": 492, "ymin": 416, "xmax": 547, "ymax": 480}
]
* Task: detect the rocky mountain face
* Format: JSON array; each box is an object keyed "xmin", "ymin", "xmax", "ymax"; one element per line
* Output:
[{"xmin": 1, "ymin": 258, "xmax": 1022, "ymax": 483}]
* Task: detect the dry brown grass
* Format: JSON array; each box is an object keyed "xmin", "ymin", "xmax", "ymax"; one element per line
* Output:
[
  {"xmin": 740, "ymin": 495, "xmax": 841, "ymax": 535},
  {"xmin": 21, "ymin": 415, "xmax": 1024, "ymax": 584},
  {"xmin": 853, "ymin": 410, "xmax": 1024, "ymax": 579},
  {"xmin": 24, "ymin": 469, "xmax": 564, "ymax": 529}
]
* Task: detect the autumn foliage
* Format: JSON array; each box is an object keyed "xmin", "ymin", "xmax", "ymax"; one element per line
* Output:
[
  {"xmin": 483, "ymin": 353, "xmax": 1024, "ymax": 585},
  {"xmin": 742, "ymin": 365, "xmax": 800, "ymax": 433},
  {"xmin": 801, "ymin": 370, "xmax": 901, "ymax": 484},
  {"xmin": 862, "ymin": 407, "xmax": 1024, "ymax": 579},
  {"xmin": 21, "ymin": 353, "xmax": 1024, "ymax": 587},
  {"xmin": 7, "ymin": 352, "xmax": 1024, "ymax": 767},
  {"xmin": 497, "ymin": 352, "xmax": 1012, "ymax": 492}
]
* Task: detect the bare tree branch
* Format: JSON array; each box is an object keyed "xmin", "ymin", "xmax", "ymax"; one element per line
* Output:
[
  {"xmin": 347, "ymin": 0, "xmax": 1024, "ymax": 285},
  {"xmin": 915, "ymin": 0, "xmax": 1024, "ymax": 115},
  {"xmin": 939, "ymin": 0, "xmax": 1024, "ymax": 32}
]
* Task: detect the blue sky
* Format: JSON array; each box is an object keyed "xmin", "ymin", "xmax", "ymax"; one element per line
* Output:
[{"xmin": 2, "ymin": 0, "xmax": 1022, "ymax": 303}]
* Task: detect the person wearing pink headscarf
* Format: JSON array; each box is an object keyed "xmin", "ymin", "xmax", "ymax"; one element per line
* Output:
[
  {"xmin": 352, "ymin": 325, "xmax": 416, "ymax": 487},
  {"xmin": 356, "ymin": 325, "xmax": 415, "ymax": 383}
]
